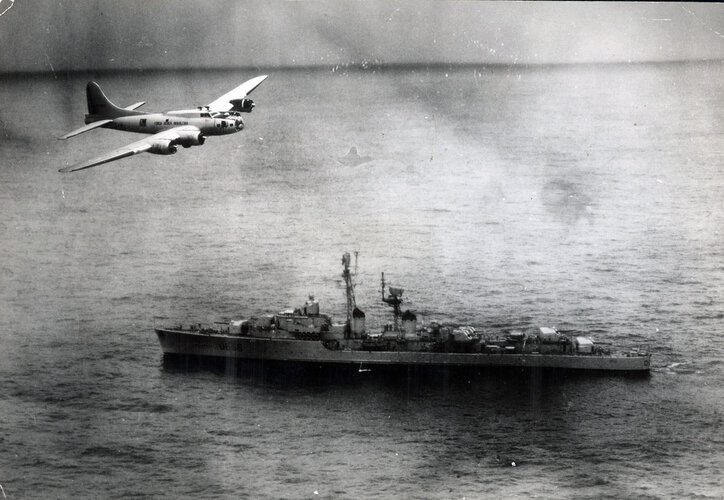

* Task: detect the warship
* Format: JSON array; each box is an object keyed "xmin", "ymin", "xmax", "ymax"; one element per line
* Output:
[{"xmin": 155, "ymin": 253, "xmax": 651, "ymax": 372}]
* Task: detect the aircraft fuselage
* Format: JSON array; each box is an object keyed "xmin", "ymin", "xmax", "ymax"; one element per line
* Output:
[{"xmin": 91, "ymin": 111, "xmax": 243, "ymax": 136}]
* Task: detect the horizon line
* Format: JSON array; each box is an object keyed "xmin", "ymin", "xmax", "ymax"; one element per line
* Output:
[{"xmin": 2, "ymin": 59, "xmax": 722, "ymax": 78}]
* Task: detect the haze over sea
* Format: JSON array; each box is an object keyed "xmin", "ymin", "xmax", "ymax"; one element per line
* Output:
[{"xmin": 0, "ymin": 63, "xmax": 722, "ymax": 498}]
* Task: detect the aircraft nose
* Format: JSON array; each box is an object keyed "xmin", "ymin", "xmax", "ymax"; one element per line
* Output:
[{"xmin": 235, "ymin": 118, "xmax": 244, "ymax": 130}]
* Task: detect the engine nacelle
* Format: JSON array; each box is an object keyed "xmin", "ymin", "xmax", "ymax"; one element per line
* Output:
[
  {"xmin": 175, "ymin": 131, "xmax": 206, "ymax": 148},
  {"xmin": 148, "ymin": 139, "xmax": 178, "ymax": 155},
  {"xmin": 229, "ymin": 98, "xmax": 255, "ymax": 113}
]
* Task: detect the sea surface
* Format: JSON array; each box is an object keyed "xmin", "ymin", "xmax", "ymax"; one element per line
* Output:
[{"xmin": 0, "ymin": 63, "xmax": 722, "ymax": 499}]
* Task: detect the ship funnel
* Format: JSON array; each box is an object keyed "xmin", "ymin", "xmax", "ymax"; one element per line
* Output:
[
  {"xmin": 351, "ymin": 307, "xmax": 366, "ymax": 337},
  {"xmin": 401, "ymin": 310, "xmax": 417, "ymax": 337}
]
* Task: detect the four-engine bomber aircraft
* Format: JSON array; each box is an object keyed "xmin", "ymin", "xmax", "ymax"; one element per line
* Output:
[{"xmin": 58, "ymin": 75, "xmax": 267, "ymax": 172}]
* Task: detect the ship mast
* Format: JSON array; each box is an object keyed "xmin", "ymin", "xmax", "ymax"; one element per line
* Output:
[
  {"xmin": 342, "ymin": 252, "xmax": 357, "ymax": 336},
  {"xmin": 381, "ymin": 272, "xmax": 403, "ymax": 332}
]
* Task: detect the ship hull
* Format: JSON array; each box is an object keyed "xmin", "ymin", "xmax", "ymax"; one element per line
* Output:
[{"xmin": 155, "ymin": 328, "xmax": 651, "ymax": 372}]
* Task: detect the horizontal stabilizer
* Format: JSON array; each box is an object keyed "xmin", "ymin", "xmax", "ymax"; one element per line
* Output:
[
  {"xmin": 58, "ymin": 119, "xmax": 113, "ymax": 140},
  {"xmin": 124, "ymin": 101, "xmax": 146, "ymax": 111}
]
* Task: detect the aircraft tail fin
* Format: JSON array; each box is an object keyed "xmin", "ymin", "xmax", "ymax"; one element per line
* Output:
[{"xmin": 85, "ymin": 82, "xmax": 142, "ymax": 123}]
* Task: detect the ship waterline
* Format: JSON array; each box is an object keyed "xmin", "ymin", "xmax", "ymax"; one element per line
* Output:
[{"xmin": 155, "ymin": 328, "xmax": 650, "ymax": 371}]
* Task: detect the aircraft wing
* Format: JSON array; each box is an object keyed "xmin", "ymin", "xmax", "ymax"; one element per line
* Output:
[
  {"xmin": 206, "ymin": 75, "xmax": 268, "ymax": 113},
  {"xmin": 59, "ymin": 126, "xmax": 197, "ymax": 173}
]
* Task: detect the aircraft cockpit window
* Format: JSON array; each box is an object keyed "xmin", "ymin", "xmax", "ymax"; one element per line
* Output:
[{"xmin": 201, "ymin": 113, "xmax": 211, "ymax": 118}]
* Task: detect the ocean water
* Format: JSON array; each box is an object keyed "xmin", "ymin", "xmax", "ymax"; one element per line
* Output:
[{"xmin": 0, "ymin": 62, "xmax": 722, "ymax": 498}]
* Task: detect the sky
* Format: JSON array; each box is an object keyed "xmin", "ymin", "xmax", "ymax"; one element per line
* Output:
[{"xmin": 0, "ymin": 1, "xmax": 723, "ymax": 73}]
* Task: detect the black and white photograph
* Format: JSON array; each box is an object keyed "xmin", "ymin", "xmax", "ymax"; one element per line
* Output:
[{"xmin": 1, "ymin": 1, "xmax": 722, "ymax": 498}]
